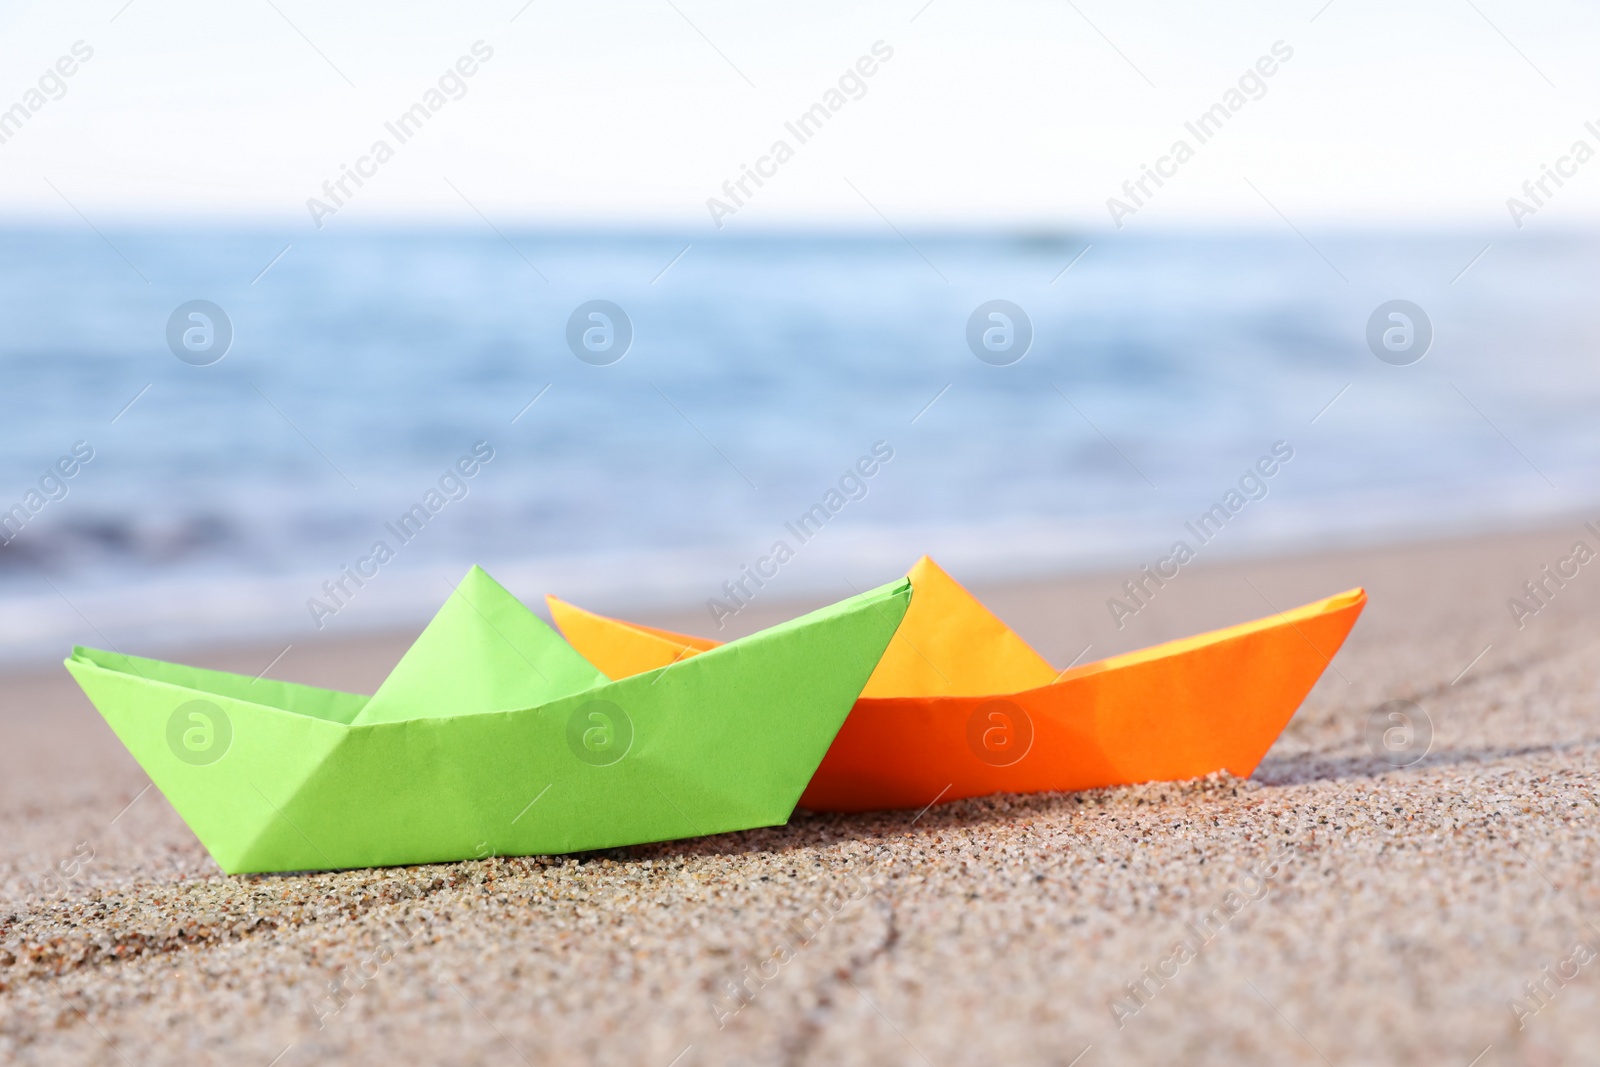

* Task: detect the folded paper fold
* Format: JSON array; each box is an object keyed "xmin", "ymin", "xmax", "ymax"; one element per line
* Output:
[
  {"xmin": 549, "ymin": 557, "xmax": 1367, "ymax": 811},
  {"xmin": 66, "ymin": 571, "xmax": 912, "ymax": 873},
  {"xmin": 358, "ymin": 566, "xmax": 608, "ymax": 724}
]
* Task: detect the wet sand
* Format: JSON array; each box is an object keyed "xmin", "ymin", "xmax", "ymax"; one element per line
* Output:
[{"xmin": 3, "ymin": 525, "xmax": 1599, "ymax": 1066}]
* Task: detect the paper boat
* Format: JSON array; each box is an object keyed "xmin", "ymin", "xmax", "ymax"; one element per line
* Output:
[
  {"xmin": 65, "ymin": 567, "xmax": 911, "ymax": 873},
  {"xmin": 549, "ymin": 557, "xmax": 1366, "ymax": 811}
]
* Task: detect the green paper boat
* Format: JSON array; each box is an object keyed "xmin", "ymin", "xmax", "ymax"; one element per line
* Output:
[{"xmin": 66, "ymin": 567, "xmax": 911, "ymax": 874}]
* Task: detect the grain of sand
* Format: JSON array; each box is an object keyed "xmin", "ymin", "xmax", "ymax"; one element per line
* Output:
[{"xmin": 3, "ymin": 526, "xmax": 1599, "ymax": 1065}]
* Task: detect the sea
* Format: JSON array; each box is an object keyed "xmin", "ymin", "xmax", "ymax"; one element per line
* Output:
[{"xmin": 1, "ymin": 226, "xmax": 1596, "ymax": 663}]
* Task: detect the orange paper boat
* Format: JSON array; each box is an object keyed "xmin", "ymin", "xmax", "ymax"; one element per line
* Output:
[{"xmin": 548, "ymin": 558, "xmax": 1366, "ymax": 812}]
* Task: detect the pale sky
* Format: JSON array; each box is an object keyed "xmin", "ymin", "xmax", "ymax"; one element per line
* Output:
[{"xmin": 1, "ymin": 0, "xmax": 1598, "ymax": 231}]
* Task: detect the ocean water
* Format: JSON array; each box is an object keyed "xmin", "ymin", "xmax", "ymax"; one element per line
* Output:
[{"xmin": 0, "ymin": 226, "xmax": 1595, "ymax": 661}]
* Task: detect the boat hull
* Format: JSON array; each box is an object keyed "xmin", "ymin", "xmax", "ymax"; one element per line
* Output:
[
  {"xmin": 798, "ymin": 588, "xmax": 1367, "ymax": 811},
  {"xmin": 66, "ymin": 578, "xmax": 910, "ymax": 872}
]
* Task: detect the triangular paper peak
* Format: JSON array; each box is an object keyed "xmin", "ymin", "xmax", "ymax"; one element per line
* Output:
[
  {"xmin": 551, "ymin": 557, "xmax": 1058, "ymax": 698},
  {"xmin": 354, "ymin": 566, "xmax": 607, "ymax": 724},
  {"xmin": 859, "ymin": 556, "xmax": 1058, "ymax": 698},
  {"xmin": 546, "ymin": 595, "xmax": 713, "ymax": 680}
]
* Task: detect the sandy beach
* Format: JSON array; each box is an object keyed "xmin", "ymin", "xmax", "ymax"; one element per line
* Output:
[{"xmin": 3, "ymin": 525, "xmax": 1599, "ymax": 1066}]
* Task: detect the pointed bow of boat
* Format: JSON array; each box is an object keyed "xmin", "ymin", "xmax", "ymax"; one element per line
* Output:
[
  {"xmin": 800, "ymin": 587, "xmax": 1367, "ymax": 812},
  {"xmin": 64, "ymin": 647, "xmax": 353, "ymax": 873},
  {"xmin": 64, "ymin": 578, "xmax": 913, "ymax": 873}
]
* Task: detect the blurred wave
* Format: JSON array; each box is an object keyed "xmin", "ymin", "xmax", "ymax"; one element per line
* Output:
[{"xmin": 0, "ymin": 227, "xmax": 1594, "ymax": 660}]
